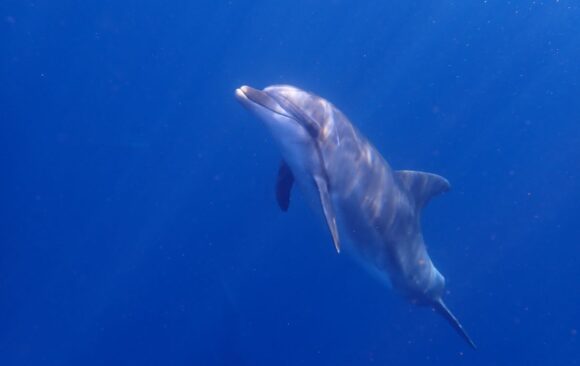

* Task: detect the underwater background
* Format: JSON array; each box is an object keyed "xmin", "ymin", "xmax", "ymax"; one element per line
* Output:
[{"xmin": 1, "ymin": 1, "xmax": 579, "ymax": 365}]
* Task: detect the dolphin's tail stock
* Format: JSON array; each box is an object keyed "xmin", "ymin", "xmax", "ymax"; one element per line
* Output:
[{"xmin": 433, "ymin": 299, "xmax": 477, "ymax": 350}]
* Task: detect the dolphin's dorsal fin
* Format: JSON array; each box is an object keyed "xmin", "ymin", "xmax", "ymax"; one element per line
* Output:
[
  {"xmin": 313, "ymin": 175, "xmax": 341, "ymax": 253},
  {"xmin": 275, "ymin": 160, "xmax": 294, "ymax": 212},
  {"xmin": 395, "ymin": 170, "xmax": 450, "ymax": 209}
]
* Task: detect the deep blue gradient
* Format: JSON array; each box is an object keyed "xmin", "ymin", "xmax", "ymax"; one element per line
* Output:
[{"xmin": 2, "ymin": 1, "xmax": 579, "ymax": 365}]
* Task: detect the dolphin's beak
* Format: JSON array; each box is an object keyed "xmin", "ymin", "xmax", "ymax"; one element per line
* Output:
[
  {"xmin": 235, "ymin": 85, "xmax": 273, "ymax": 109},
  {"xmin": 235, "ymin": 85, "xmax": 251, "ymax": 103},
  {"xmin": 235, "ymin": 85, "xmax": 294, "ymax": 119}
]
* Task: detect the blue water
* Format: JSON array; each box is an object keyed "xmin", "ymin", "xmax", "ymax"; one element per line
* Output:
[{"xmin": 2, "ymin": 1, "xmax": 579, "ymax": 365}]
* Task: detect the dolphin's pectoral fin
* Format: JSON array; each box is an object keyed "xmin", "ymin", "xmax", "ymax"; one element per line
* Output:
[
  {"xmin": 275, "ymin": 160, "xmax": 294, "ymax": 212},
  {"xmin": 313, "ymin": 176, "xmax": 341, "ymax": 253},
  {"xmin": 394, "ymin": 170, "xmax": 451, "ymax": 209},
  {"xmin": 433, "ymin": 299, "xmax": 477, "ymax": 350}
]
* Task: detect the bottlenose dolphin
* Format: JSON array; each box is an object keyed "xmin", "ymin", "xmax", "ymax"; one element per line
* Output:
[{"xmin": 235, "ymin": 84, "xmax": 476, "ymax": 349}]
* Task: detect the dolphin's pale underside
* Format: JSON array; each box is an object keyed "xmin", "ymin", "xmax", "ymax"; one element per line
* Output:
[{"xmin": 235, "ymin": 84, "xmax": 476, "ymax": 349}]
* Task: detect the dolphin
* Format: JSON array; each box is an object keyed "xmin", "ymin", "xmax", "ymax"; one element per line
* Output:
[{"xmin": 235, "ymin": 84, "xmax": 476, "ymax": 349}]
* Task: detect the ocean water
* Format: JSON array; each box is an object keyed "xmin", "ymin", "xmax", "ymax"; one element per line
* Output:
[{"xmin": 1, "ymin": 1, "xmax": 579, "ymax": 365}]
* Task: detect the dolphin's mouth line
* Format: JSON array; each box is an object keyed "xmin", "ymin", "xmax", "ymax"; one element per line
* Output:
[
  {"xmin": 236, "ymin": 86, "xmax": 320, "ymax": 139},
  {"xmin": 236, "ymin": 87, "xmax": 296, "ymax": 121},
  {"xmin": 257, "ymin": 102, "xmax": 296, "ymax": 121},
  {"xmin": 267, "ymin": 93, "xmax": 320, "ymax": 138},
  {"xmin": 250, "ymin": 97, "xmax": 295, "ymax": 120}
]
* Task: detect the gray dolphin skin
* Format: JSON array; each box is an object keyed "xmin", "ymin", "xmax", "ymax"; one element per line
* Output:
[{"xmin": 235, "ymin": 84, "xmax": 476, "ymax": 349}]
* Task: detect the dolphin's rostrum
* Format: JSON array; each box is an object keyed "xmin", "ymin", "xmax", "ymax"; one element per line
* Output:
[{"xmin": 235, "ymin": 84, "xmax": 476, "ymax": 349}]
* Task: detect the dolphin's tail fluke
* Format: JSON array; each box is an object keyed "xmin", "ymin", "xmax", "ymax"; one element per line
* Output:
[{"xmin": 433, "ymin": 299, "xmax": 477, "ymax": 350}]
